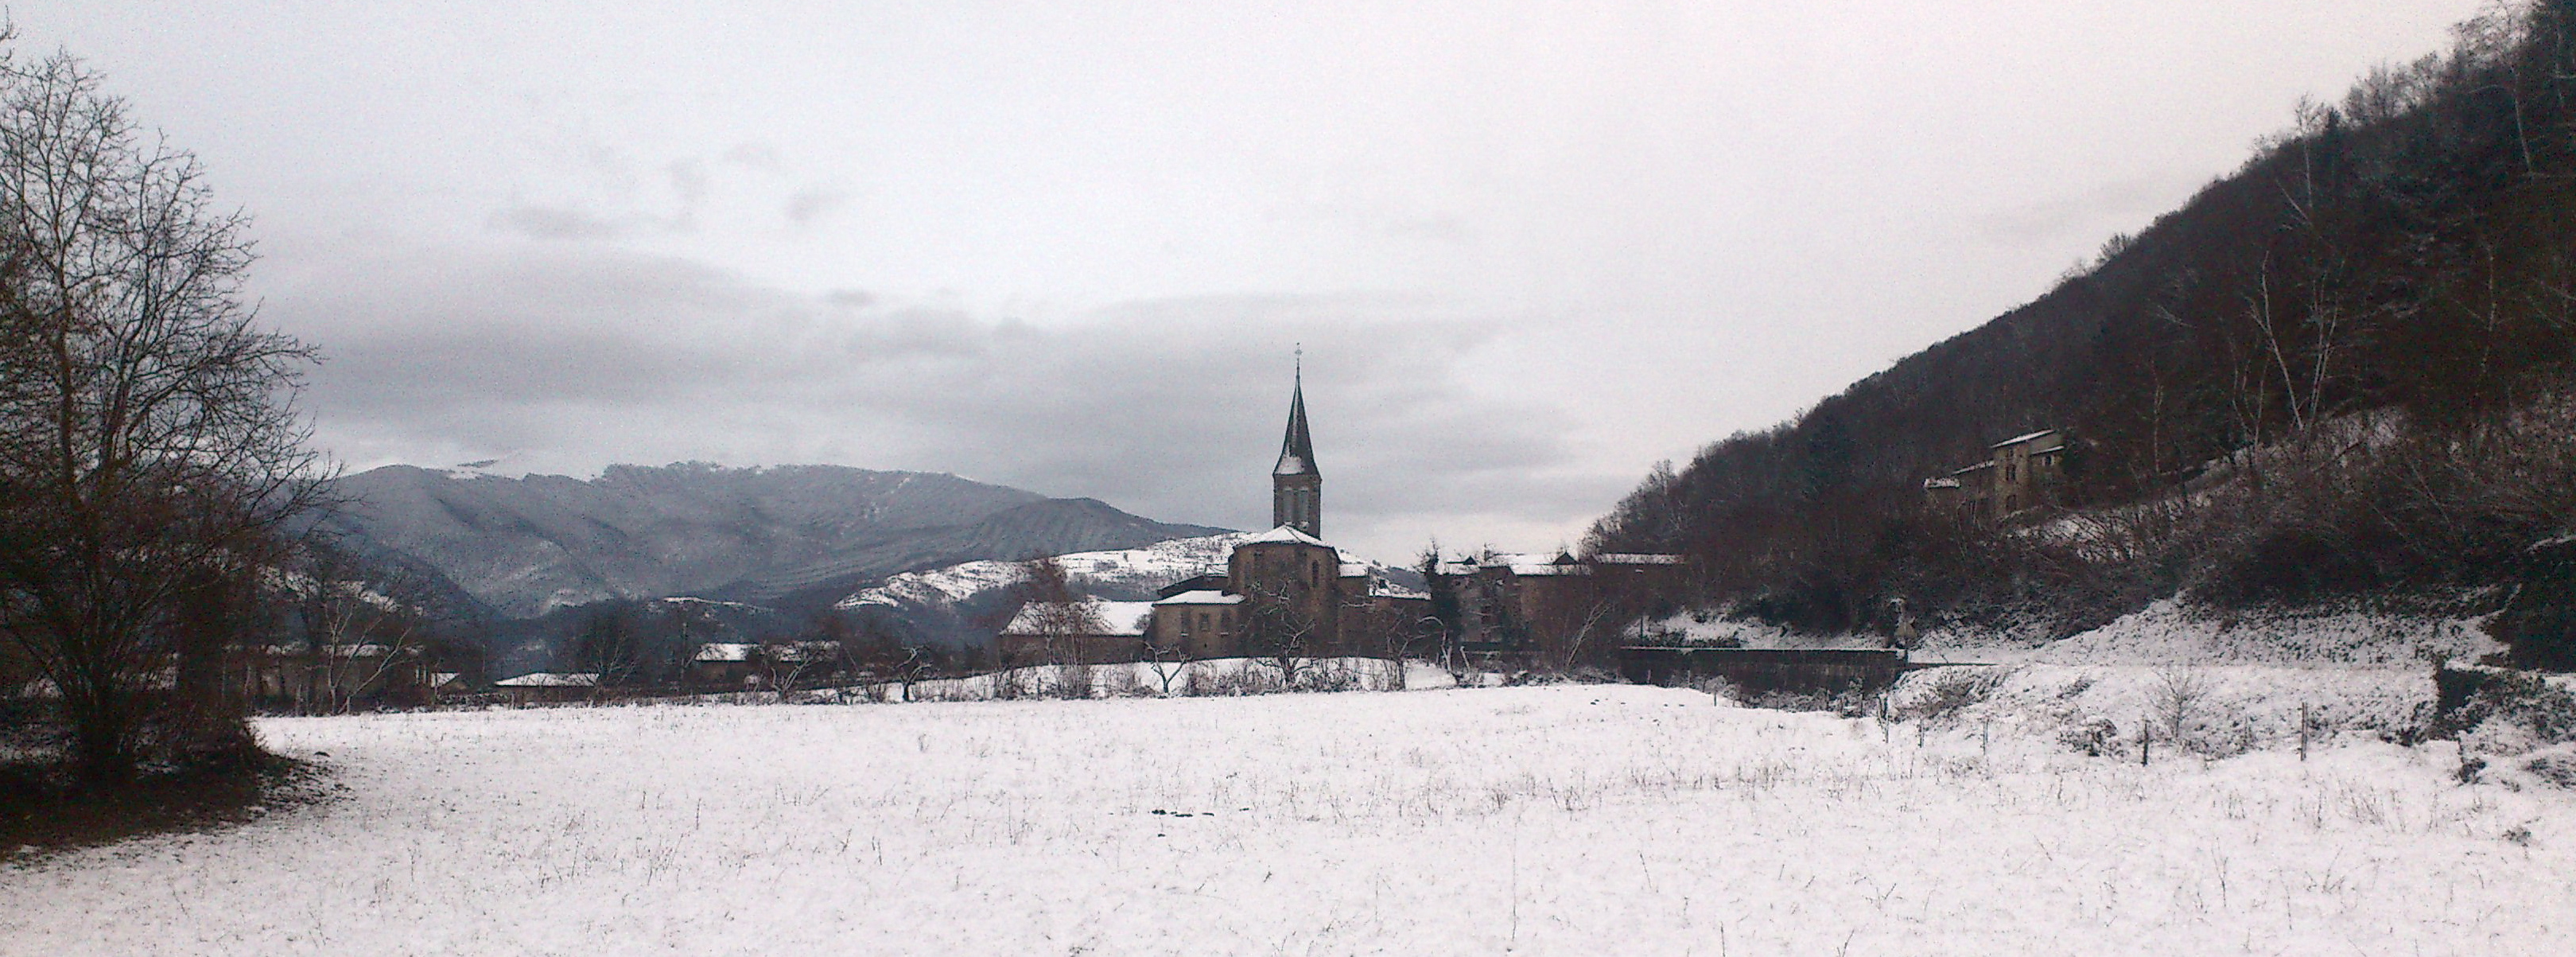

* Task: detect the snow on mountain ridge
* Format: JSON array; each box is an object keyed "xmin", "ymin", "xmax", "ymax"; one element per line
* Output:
[
  {"xmin": 318, "ymin": 463, "xmax": 1220, "ymax": 619},
  {"xmin": 837, "ymin": 533, "xmax": 1253, "ymax": 613}
]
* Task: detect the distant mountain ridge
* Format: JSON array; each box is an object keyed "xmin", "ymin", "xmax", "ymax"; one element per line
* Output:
[{"xmin": 318, "ymin": 463, "xmax": 1228, "ymax": 619}]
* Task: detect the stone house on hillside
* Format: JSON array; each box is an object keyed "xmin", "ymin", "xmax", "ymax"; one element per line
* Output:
[{"xmin": 1924, "ymin": 429, "xmax": 2068, "ymax": 520}]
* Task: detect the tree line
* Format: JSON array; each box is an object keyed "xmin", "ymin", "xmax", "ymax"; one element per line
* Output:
[{"xmin": 1585, "ymin": 2, "xmax": 2576, "ymax": 663}]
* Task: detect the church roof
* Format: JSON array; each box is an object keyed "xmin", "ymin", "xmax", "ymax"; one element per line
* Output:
[
  {"xmin": 1243, "ymin": 523, "xmax": 1331, "ymax": 547},
  {"xmin": 1272, "ymin": 371, "xmax": 1319, "ymax": 477}
]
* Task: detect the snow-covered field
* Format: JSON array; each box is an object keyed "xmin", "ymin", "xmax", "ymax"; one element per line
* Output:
[{"xmin": 5, "ymin": 683, "xmax": 2573, "ymax": 955}]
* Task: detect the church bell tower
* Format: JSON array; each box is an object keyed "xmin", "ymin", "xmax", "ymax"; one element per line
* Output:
[{"xmin": 1272, "ymin": 354, "xmax": 1322, "ymax": 538}]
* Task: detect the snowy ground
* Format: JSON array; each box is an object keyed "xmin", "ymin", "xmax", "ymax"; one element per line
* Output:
[{"xmin": 5, "ymin": 683, "xmax": 2573, "ymax": 955}]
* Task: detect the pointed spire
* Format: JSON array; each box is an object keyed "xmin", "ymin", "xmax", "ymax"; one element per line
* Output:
[{"xmin": 1273, "ymin": 354, "xmax": 1318, "ymax": 478}]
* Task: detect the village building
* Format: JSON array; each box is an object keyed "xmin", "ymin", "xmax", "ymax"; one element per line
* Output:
[
  {"xmin": 688, "ymin": 642, "xmax": 763, "ymax": 691},
  {"xmin": 1924, "ymin": 428, "xmax": 2068, "ymax": 519},
  {"xmin": 1144, "ymin": 368, "xmax": 1428, "ymax": 659},
  {"xmin": 428, "ymin": 671, "xmax": 475, "ymax": 702},
  {"xmin": 492, "ymin": 671, "xmax": 599, "ymax": 706},
  {"xmin": 234, "ymin": 642, "xmax": 437, "ymax": 711},
  {"xmin": 1431, "ymin": 551, "xmax": 1690, "ymax": 665},
  {"xmin": 994, "ymin": 600, "xmax": 1157, "ymax": 666},
  {"xmin": 993, "ymin": 364, "xmax": 1428, "ymax": 667},
  {"xmin": 1148, "ymin": 588, "xmax": 1244, "ymax": 659},
  {"xmin": 687, "ymin": 640, "xmax": 847, "ymax": 691}
]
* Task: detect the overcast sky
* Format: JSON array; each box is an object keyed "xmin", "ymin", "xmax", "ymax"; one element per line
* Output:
[{"xmin": 21, "ymin": 2, "xmax": 2486, "ymax": 562}]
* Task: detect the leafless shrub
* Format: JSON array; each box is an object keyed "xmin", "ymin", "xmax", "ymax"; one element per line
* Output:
[
  {"xmin": 2152, "ymin": 666, "xmax": 2210, "ymax": 745},
  {"xmin": 1099, "ymin": 664, "xmax": 1145, "ymax": 698},
  {"xmin": 1900, "ymin": 667, "xmax": 2011, "ymax": 727},
  {"xmin": 1051, "ymin": 662, "xmax": 1094, "ymax": 700},
  {"xmin": 1292, "ymin": 659, "xmax": 1361, "ymax": 693},
  {"xmin": 2061, "ymin": 716, "xmax": 2121, "ymax": 757},
  {"xmin": 990, "ymin": 667, "xmax": 1031, "ymax": 701},
  {"xmin": 1370, "ymin": 657, "xmax": 1408, "ymax": 692}
]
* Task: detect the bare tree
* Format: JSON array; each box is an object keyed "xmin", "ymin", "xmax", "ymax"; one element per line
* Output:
[
  {"xmin": 0, "ymin": 38, "xmax": 326, "ymax": 780},
  {"xmin": 757, "ymin": 636, "xmax": 837, "ymax": 703},
  {"xmin": 568, "ymin": 605, "xmax": 645, "ymax": 698},
  {"xmin": 1141, "ymin": 620, "xmax": 1196, "ymax": 695},
  {"xmin": 284, "ymin": 541, "xmax": 437, "ymax": 714},
  {"xmin": 1008, "ymin": 555, "xmax": 1102, "ymax": 698},
  {"xmin": 1240, "ymin": 578, "xmax": 1325, "ymax": 690}
]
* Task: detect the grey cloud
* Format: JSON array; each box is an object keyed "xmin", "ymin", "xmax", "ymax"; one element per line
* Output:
[
  {"xmin": 488, "ymin": 204, "xmax": 627, "ymax": 241},
  {"xmin": 1385, "ymin": 213, "xmax": 1472, "ymax": 245},
  {"xmin": 784, "ymin": 186, "xmax": 846, "ymax": 226},
  {"xmin": 275, "ymin": 244, "xmax": 1593, "ymax": 558},
  {"xmin": 721, "ymin": 142, "xmax": 783, "ymax": 171},
  {"xmin": 666, "ymin": 160, "xmax": 709, "ymax": 228}
]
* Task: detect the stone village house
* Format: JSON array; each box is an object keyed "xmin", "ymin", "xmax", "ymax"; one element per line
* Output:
[{"xmin": 1923, "ymin": 429, "xmax": 2068, "ymax": 520}]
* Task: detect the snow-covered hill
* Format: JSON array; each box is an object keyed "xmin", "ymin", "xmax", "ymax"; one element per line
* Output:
[
  {"xmin": 317, "ymin": 463, "xmax": 1227, "ymax": 618},
  {"xmin": 835, "ymin": 532, "xmax": 1429, "ymax": 647},
  {"xmin": 834, "ymin": 533, "xmax": 1251, "ymax": 644}
]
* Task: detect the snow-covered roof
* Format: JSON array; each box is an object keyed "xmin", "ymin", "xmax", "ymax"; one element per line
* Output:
[
  {"xmin": 1338, "ymin": 562, "xmax": 1371, "ymax": 578},
  {"xmin": 1001, "ymin": 600, "xmax": 1156, "ymax": 636},
  {"xmin": 429, "ymin": 672, "xmax": 464, "ymax": 688},
  {"xmin": 1509, "ymin": 563, "xmax": 1591, "ymax": 577},
  {"xmin": 1951, "ymin": 460, "xmax": 1996, "ymax": 476},
  {"xmin": 1241, "ymin": 524, "xmax": 1331, "ymax": 547},
  {"xmin": 494, "ymin": 672, "xmax": 599, "ymax": 688},
  {"xmin": 1923, "ymin": 477, "xmax": 1963, "ymax": 489},
  {"xmin": 257, "ymin": 643, "xmax": 404, "ymax": 659},
  {"xmin": 1154, "ymin": 589, "xmax": 1244, "ymax": 606},
  {"xmin": 1370, "ymin": 581, "xmax": 1431, "ymax": 601},
  {"xmin": 693, "ymin": 642, "xmax": 759, "ymax": 663},
  {"xmin": 1992, "ymin": 429, "xmax": 2065, "ymax": 451}
]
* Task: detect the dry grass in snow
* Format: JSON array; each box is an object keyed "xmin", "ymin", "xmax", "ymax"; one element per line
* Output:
[{"xmin": 2, "ymin": 683, "xmax": 2572, "ymax": 955}]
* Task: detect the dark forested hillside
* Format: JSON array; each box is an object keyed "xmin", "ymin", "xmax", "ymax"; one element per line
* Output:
[{"xmin": 1587, "ymin": 2, "xmax": 2576, "ymax": 655}]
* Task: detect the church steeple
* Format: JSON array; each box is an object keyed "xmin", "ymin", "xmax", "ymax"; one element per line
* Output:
[{"xmin": 1272, "ymin": 351, "xmax": 1323, "ymax": 538}]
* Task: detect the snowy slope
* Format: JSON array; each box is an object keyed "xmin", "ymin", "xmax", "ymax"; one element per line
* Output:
[
  {"xmin": 833, "ymin": 533, "xmax": 1250, "ymax": 644},
  {"xmin": 6, "ymin": 688, "xmax": 2570, "ymax": 955},
  {"xmin": 317, "ymin": 463, "xmax": 1225, "ymax": 617}
]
